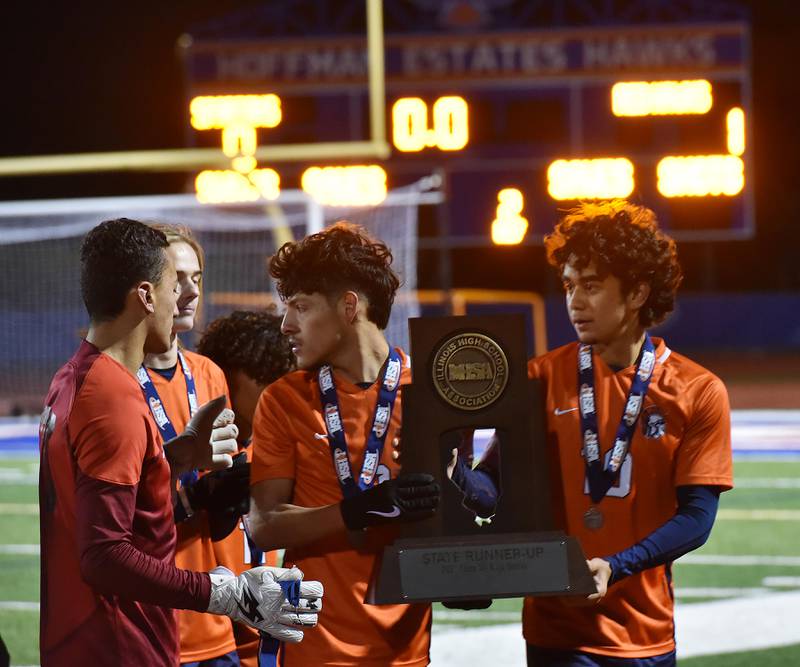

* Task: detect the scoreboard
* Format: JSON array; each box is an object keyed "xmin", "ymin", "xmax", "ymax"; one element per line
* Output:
[{"xmin": 182, "ymin": 10, "xmax": 751, "ymax": 245}]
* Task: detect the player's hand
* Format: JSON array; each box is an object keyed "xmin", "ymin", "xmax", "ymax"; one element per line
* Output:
[
  {"xmin": 340, "ymin": 472, "xmax": 440, "ymax": 530},
  {"xmin": 164, "ymin": 396, "xmax": 238, "ymax": 474},
  {"xmin": 188, "ymin": 451, "xmax": 250, "ymax": 515},
  {"xmin": 207, "ymin": 565, "xmax": 323, "ymax": 642},
  {"xmin": 586, "ymin": 557, "xmax": 612, "ymax": 602}
]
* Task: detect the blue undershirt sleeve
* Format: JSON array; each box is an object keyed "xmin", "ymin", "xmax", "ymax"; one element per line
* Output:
[
  {"xmin": 605, "ymin": 484, "xmax": 721, "ymax": 585},
  {"xmin": 450, "ymin": 455, "xmax": 499, "ymax": 518}
]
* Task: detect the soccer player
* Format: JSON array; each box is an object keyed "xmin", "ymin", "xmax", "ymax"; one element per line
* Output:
[
  {"xmin": 140, "ymin": 224, "xmax": 259, "ymax": 667},
  {"xmin": 196, "ymin": 309, "xmax": 296, "ymax": 667},
  {"xmin": 39, "ymin": 219, "xmax": 322, "ymax": 667},
  {"xmin": 451, "ymin": 201, "xmax": 733, "ymax": 667},
  {"xmin": 247, "ymin": 223, "xmax": 440, "ymax": 666}
]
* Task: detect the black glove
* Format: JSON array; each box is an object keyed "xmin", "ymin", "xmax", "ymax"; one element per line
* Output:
[
  {"xmin": 442, "ymin": 599, "xmax": 492, "ymax": 610},
  {"xmin": 340, "ymin": 472, "xmax": 440, "ymax": 530},
  {"xmin": 191, "ymin": 451, "xmax": 250, "ymax": 513},
  {"xmin": 175, "ymin": 451, "xmax": 250, "ymax": 526}
]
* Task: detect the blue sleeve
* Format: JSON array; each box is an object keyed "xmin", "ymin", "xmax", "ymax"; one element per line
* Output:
[
  {"xmin": 449, "ymin": 434, "xmax": 501, "ymax": 518},
  {"xmin": 606, "ymin": 485, "xmax": 720, "ymax": 585},
  {"xmin": 450, "ymin": 457, "xmax": 499, "ymax": 518}
]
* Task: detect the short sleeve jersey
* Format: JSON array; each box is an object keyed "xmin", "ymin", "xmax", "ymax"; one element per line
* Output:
[
  {"xmin": 522, "ymin": 338, "xmax": 733, "ymax": 658},
  {"xmin": 144, "ymin": 350, "xmax": 236, "ymax": 664},
  {"xmin": 250, "ymin": 350, "xmax": 431, "ymax": 667},
  {"xmin": 39, "ymin": 341, "xmax": 178, "ymax": 666}
]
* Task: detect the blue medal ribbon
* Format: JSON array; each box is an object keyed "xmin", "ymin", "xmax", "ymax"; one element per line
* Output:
[
  {"xmin": 137, "ymin": 350, "xmax": 199, "ymax": 487},
  {"xmin": 578, "ymin": 334, "xmax": 656, "ymax": 504},
  {"xmin": 318, "ymin": 347, "xmax": 403, "ymax": 499}
]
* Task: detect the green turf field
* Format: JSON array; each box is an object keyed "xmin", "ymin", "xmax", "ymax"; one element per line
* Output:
[{"xmin": 1, "ymin": 457, "xmax": 799, "ymax": 666}]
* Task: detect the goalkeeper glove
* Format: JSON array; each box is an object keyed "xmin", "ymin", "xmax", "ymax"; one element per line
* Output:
[
  {"xmin": 207, "ymin": 565, "xmax": 323, "ymax": 642},
  {"xmin": 340, "ymin": 472, "xmax": 440, "ymax": 530}
]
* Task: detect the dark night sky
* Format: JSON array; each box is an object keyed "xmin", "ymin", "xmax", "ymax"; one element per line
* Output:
[{"xmin": 1, "ymin": 0, "xmax": 799, "ymax": 292}]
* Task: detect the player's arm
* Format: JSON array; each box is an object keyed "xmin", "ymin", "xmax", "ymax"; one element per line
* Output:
[
  {"xmin": 248, "ymin": 478, "xmax": 347, "ymax": 551},
  {"xmin": 448, "ymin": 431, "xmax": 500, "ymax": 517},
  {"xmin": 589, "ymin": 376, "xmax": 733, "ymax": 600},
  {"xmin": 248, "ymin": 473, "xmax": 440, "ymax": 552},
  {"xmin": 588, "ymin": 484, "xmax": 721, "ymax": 599},
  {"xmin": 72, "ymin": 394, "xmax": 321, "ymax": 639},
  {"xmin": 75, "ymin": 469, "xmax": 213, "ymax": 608},
  {"xmin": 249, "ymin": 386, "xmax": 439, "ymax": 552}
]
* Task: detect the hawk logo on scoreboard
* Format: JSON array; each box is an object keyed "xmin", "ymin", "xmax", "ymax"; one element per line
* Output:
[{"xmin": 642, "ymin": 406, "xmax": 667, "ymax": 440}]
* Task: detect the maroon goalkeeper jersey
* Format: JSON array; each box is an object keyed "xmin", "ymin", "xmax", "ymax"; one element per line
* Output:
[{"xmin": 39, "ymin": 341, "xmax": 209, "ymax": 666}]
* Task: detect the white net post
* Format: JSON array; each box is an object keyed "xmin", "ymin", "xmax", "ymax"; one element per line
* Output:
[{"xmin": 0, "ymin": 186, "xmax": 436, "ymax": 414}]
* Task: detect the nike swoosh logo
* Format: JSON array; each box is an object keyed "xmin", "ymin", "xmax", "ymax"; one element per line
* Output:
[
  {"xmin": 314, "ymin": 433, "xmax": 329, "ymax": 440},
  {"xmin": 554, "ymin": 407, "xmax": 579, "ymax": 416},
  {"xmin": 367, "ymin": 506, "xmax": 401, "ymax": 518}
]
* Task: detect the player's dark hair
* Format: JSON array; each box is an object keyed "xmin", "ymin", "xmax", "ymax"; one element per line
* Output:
[
  {"xmin": 197, "ymin": 310, "xmax": 295, "ymax": 386},
  {"xmin": 80, "ymin": 218, "xmax": 169, "ymax": 322},
  {"xmin": 269, "ymin": 222, "xmax": 400, "ymax": 329},
  {"xmin": 544, "ymin": 200, "xmax": 683, "ymax": 327}
]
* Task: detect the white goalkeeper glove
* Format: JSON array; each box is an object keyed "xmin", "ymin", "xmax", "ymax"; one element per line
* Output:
[{"xmin": 207, "ymin": 565, "xmax": 323, "ymax": 642}]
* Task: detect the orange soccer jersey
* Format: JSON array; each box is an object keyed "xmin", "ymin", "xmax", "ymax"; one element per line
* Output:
[
  {"xmin": 146, "ymin": 349, "xmax": 236, "ymax": 663},
  {"xmin": 251, "ymin": 349, "xmax": 432, "ymax": 667},
  {"xmin": 523, "ymin": 338, "xmax": 733, "ymax": 658}
]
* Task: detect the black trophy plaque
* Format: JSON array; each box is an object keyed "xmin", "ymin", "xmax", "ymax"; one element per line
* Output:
[{"xmin": 368, "ymin": 314, "xmax": 595, "ymax": 604}]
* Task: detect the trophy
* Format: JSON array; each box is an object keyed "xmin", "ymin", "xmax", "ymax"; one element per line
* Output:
[{"xmin": 368, "ymin": 313, "xmax": 595, "ymax": 604}]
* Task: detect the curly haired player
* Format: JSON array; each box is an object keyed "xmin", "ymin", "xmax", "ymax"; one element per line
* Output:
[
  {"xmin": 197, "ymin": 309, "xmax": 295, "ymax": 667},
  {"xmin": 451, "ymin": 201, "xmax": 733, "ymax": 667},
  {"xmin": 247, "ymin": 223, "xmax": 440, "ymax": 666}
]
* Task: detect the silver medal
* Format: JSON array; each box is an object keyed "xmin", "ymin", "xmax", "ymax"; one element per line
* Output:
[{"xmin": 583, "ymin": 505, "xmax": 604, "ymax": 530}]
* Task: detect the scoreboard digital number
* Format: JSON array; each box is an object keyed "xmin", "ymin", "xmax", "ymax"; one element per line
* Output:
[{"xmin": 183, "ymin": 20, "xmax": 752, "ymax": 244}]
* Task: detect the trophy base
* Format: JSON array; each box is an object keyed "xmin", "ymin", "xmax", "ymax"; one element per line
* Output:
[{"xmin": 367, "ymin": 531, "xmax": 596, "ymax": 605}]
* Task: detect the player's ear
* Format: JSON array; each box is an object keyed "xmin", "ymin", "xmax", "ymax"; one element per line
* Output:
[
  {"xmin": 627, "ymin": 281, "xmax": 650, "ymax": 312},
  {"xmin": 341, "ymin": 290, "xmax": 360, "ymax": 324},
  {"xmin": 135, "ymin": 281, "xmax": 156, "ymax": 314}
]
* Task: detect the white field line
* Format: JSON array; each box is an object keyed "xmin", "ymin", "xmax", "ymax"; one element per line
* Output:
[
  {"xmin": 717, "ymin": 509, "xmax": 800, "ymax": 520},
  {"xmin": 430, "ymin": 591, "xmax": 800, "ymax": 664},
  {"xmin": 0, "ymin": 544, "xmax": 39, "ymax": 555},
  {"xmin": 762, "ymin": 576, "xmax": 800, "ymax": 587},
  {"xmin": 434, "ymin": 610, "xmax": 520, "ymax": 623},
  {"xmin": 680, "ymin": 554, "xmax": 800, "ymax": 566},
  {"xmin": 734, "ymin": 478, "xmax": 800, "ymax": 488},
  {"xmin": 434, "ymin": 586, "xmax": 796, "ymax": 626},
  {"xmin": 0, "ymin": 601, "xmax": 38, "ymax": 611},
  {"xmin": 0, "ymin": 467, "xmax": 38, "ymax": 484},
  {"xmin": 0, "ymin": 503, "xmax": 38, "ymax": 514},
  {"xmin": 674, "ymin": 587, "xmax": 770, "ymax": 598}
]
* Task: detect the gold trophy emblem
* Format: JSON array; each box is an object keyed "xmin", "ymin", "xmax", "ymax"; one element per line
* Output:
[{"xmin": 432, "ymin": 333, "xmax": 509, "ymax": 411}]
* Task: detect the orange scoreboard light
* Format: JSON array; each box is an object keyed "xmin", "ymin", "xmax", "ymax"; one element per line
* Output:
[{"xmin": 182, "ymin": 7, "xmax": 752, "ymax": 245}]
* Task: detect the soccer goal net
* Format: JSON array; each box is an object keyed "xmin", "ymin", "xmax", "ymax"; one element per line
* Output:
[{"xmin": 0, "ymin": 186, "xmax": 438, "ymax": 415}]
